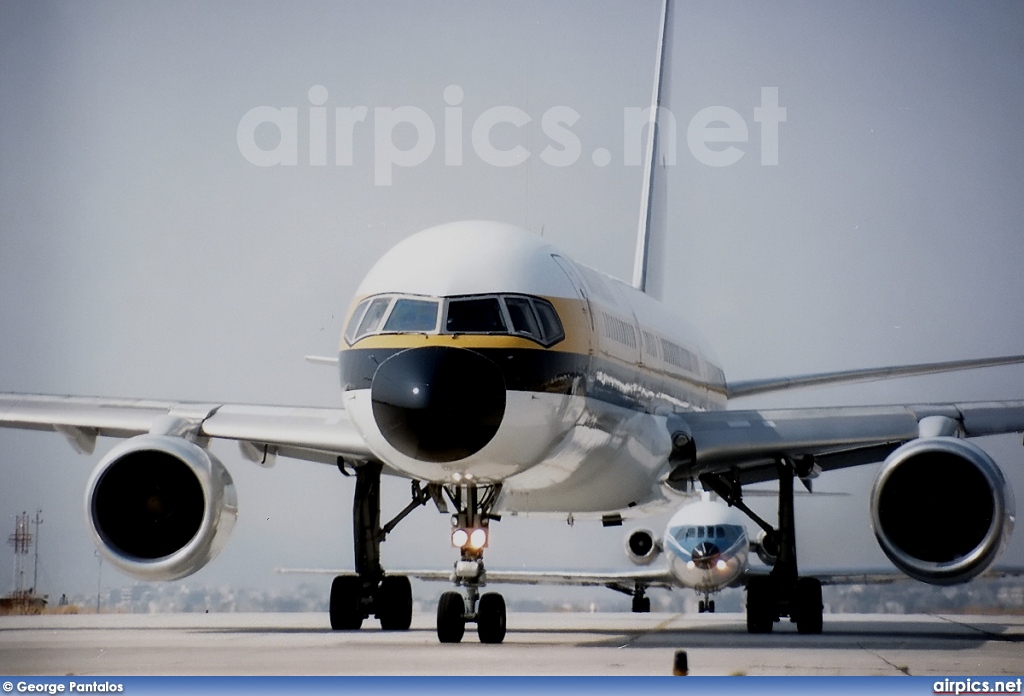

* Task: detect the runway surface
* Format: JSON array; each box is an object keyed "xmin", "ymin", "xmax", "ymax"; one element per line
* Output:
[{"xmin": 2, "ymin": 611, "xmax": 1022, "ymax": 676}]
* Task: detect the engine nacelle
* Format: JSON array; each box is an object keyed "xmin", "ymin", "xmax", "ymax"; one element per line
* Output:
[
  {"xmin": 753, "ymin": 530, "xmax": 778, "ymax": 567},
  {"xmin": 85, "ymin": 434, "xmax": 238, "ymax": 582},
  {"xmin": 625, "ymin": 528, "xmax": 661, "ymax": 565},
  {"xmin": 870, "ymin": 436, "xmax": 1014, "ymax": 585}
]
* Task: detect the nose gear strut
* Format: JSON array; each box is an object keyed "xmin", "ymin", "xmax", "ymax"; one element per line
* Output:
[{"xmin": 436, "ymin": 482, "xmax": 507, "ymax": 644}]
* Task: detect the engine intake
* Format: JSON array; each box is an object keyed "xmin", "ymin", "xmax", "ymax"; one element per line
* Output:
[
  {"xmin": 85, "ymin": 434, "xmax": 237, "ymax": 581},
  {"xmin": 870, "ymin": 436, "xmax": 1014, "ymax": 585},
  {"xmin": 625, "ymin": 528, "xmax": 661, "ymax": 565}
]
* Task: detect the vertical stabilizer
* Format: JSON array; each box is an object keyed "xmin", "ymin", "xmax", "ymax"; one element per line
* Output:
[{"xmin": 631, "ymin": 0, "xmax": 671, "ymax": 294}]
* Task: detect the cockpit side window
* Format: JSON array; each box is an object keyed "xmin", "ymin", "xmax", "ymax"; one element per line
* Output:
[
  {"xmin": 504, "ymin": 296, "xmax": 541, "ymax": 340},
  {"xmin": 446, "ymin": 297, "xmax": 507, "ymax": 333},
  {"xmin": 344, "ymin": 298, "xmax": 373, "ymax": 345},
  {"xmin": 353, "ymin": 296, "xmax": 391, "ymax": 342},
  {"xmin": 384, "ymin": 298, "xmax": 439, "ymax": 333},
  {"xmin": 532, "ymin": 298, "xmax": 565, "ymax": 345}
]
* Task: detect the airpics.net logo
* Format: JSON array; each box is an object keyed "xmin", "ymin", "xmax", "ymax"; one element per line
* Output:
[{"xmin": 236, "ymin": 85, "xmax": 786, "ymax": 185}]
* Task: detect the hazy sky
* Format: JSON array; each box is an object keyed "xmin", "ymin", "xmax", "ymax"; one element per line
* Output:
[{"xmin": 2, "ymin": 1, "xmax": 1023, "ymax": 603}]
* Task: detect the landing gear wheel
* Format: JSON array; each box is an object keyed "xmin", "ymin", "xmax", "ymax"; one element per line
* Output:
[
  {"xmin": 377, "ymin": 575, "xmax": 413, "ymax": 631},
  {"xmin": 330, "ymin": 575, "xmax": 364, "ymax": 630},
  {"xmin": 708, "ymin": 599, "xmax": 716, "ymax": 613},
  {"xmin": 745, "ymin": 576, "xmax": 774, "ymax": 634},
  {"xmin": 477, "ymin": 592, "xmax": 507, "ymax": 644},
  {"xmin": 698, "ymin": 600, "xmax": 706, "ymax": 613},
  {"xmin": 794, "ymin": 577, "xmax": 823, "ymax": 634},
  {"xmin": 631, "ymin": 595, "xmax": 651, "ymax": 613},
  {"xmin": 437, "ymin": 591, "xmax": 466, "ymax": 643}
]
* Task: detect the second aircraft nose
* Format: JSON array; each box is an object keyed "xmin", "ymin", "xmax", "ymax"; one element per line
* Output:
[
  {"xmin": 692, "ymin": 542, "xmax": 721, "ymax": 569},
  {"xmin": 370, "ymin": 346, "xmax": 506, "ymax": 463}
]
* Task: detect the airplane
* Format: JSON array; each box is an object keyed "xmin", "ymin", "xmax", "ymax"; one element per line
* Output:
[
  {"xmin": 2, "ymin": 215, "xmax": 1023, "ymax": 642},
  {"xmin": 2, "ymin": 0, "xmax": 1024, "ymax": 644}
]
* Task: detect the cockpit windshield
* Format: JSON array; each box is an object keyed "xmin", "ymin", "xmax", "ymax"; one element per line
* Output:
[
  {"xmin": 445, "ymin": 297, "xmax": 506, "ymax": 333},
  {"xmin": 344, "ymin": 293, "xmax": 565, "ymax": 347},
  {"xmin": 384, "ymin": 298, "xmax": 439, "ymax": 333},
  {"xmin": 674, "ymin": 524, "xmax": 743, "ymax": 545}
]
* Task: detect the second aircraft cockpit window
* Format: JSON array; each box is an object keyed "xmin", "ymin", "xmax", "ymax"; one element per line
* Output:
[{"xmin": 345, "ymin": 294, "xmax": 564, "ymax": 347}]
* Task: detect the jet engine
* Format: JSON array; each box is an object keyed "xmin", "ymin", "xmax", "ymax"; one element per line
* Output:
[
  {"xmin": 625, "ymin": 528, "xmax": 661, "ymax": 565},
  {"xmin": 870, "ymin": 436, "xmax": 1014, "ymax": 585},
  {"xmin": 85, "ymin": 434, "xmax": 238, "ymax": 582},
  {"xmin": 753, "ymin": 530, "xmax": 778, "ymax": 567}
]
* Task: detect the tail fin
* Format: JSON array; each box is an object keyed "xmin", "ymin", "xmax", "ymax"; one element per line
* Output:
[{"xmin": 631, "ymin": 0, "xmax": 672, "ymax": 295}]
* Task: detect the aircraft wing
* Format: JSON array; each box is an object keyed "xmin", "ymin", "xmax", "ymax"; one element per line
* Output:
[
  {"xmin": 0, "ymin": 393, "xmax": 372, "ymax": 466},
  {"xmin": 278, "ymin": 567, "xmax": 677, "ymax": 590},
  {"xmin": 672, "ymin": 400, "xmax": 1024, "ymax": 486},
  {"xmin": 725, "ymin": 354, "xmax": 1024, "ymax": 398}
]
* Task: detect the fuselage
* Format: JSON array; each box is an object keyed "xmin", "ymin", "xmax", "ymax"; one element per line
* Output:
[{"xmin": 339, "ymin": 221, "xmax": 727, "ymax": 514}]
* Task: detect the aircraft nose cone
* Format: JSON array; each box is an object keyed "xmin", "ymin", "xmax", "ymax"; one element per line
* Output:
[
  {"xmin": 371, "ymin": 346, "xmax": 506, "ymax": 463},
  {"xmin": 692, "ymin": 542, "xmax": 721, "ymax": 569}
]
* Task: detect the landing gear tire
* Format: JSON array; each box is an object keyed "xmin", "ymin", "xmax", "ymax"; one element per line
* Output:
[
  {"xmin": 477, "ymin": 592, "xmax": 507, "ymax": 644},
  {"xmin": 745, "ymin": 577, "xmax": 774, "ymax": 634},
  {"xmin": 708, "ymin": 599, "xmax": 716, "ymax": 613},
  {"xmin": 631, "ymin": 595, "xmax": 651, "ymax": 613},
  {"xmin": 437, "ymin": 591, "xmax": 466, "ymax": 644},
  {"xmin": 378, "ymin": 575, "xmax": 413, "ymax": 631},
  {"xmin": 794, "ymin": 577, "xmax": 823, "ymax": 635},
  {"xmin": 330, "ymin": 575, "xmax": 364, "ymax": 630},
  {"xmin": 698, "ymin": 600, "xmax": 706, "ymax": 613}
]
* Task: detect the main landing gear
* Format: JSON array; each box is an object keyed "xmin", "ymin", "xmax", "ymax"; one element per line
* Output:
[
  {"xmin": 701, "ymin": 458, "xmax": 824, "ymax": 635},
  {"xmin": 436, "ymin": 483, "xmax": 507, "ymax": 644},
  {"xmin": 329, "ymin": 460, "xmax": 433, "ymax": 632}
]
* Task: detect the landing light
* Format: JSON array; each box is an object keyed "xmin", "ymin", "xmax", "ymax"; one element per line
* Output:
[
  {"xmin": 716, "ymin": 559, "xmax": 727, "ymax": 571},
  {"xmin": 451, "ymin": 527, "xmax": 488, "ymax": 550},
  {"xmin": 686, "ymin": 561, "xmax": 696, "ymax": 570}
]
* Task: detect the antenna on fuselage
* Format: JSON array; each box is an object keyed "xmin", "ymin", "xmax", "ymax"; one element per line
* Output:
[{"xmin": 631, "ymin": 0, "xmax": 671, "ymax": 294}]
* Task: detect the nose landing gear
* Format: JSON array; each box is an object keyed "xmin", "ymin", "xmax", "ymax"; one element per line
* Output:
[{"xmin": 436, "ymin": 483, "xmax": 508, "ymax": 644}]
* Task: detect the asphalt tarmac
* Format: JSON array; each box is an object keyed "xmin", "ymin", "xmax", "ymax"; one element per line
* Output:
[{"xmin": 2, "ymin": 611, "xmax": 1022, "ymax": 676}]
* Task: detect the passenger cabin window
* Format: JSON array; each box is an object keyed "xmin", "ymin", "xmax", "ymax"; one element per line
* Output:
[
  {"xmin": 446, "ymin": 297, "xmax": 506, "ymax": 333},
  {"xmin": 384, "ymin": 298, "xmax": 439, "ymax": 333}
]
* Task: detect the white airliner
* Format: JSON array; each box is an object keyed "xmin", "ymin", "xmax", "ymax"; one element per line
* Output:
[{"xmin": 2, "ymin": 0, "xmax": 1024, "ymax": 645}]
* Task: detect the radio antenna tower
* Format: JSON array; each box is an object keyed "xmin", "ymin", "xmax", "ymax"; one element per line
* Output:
[{"xmin": 8, "ymin": 511, "xmax": 33, "ymax": 598}]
